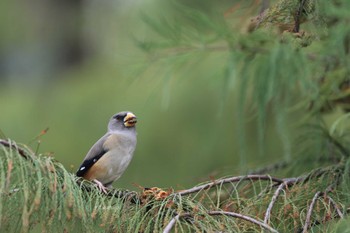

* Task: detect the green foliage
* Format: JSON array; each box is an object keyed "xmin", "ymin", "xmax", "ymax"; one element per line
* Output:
[
  {"xmin": 1, "ymin": 139, "xmax": 350, "ymax": 232},
  {"xmin": 0, "ymin": 140, "xmax": 140, "ymax": 232},
  {"xmin": 135, "ymin": 0, "xmax": 350, "ymax": 161},
  {"xmin": 1, "ymin": 0, "xmax": 350, "ymax": 231}
]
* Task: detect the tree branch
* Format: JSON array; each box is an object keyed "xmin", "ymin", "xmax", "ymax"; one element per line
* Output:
[
  {"xmin": 293, "ymin": 0, "xmax": 307, "ymax": 33},
  {"xmin": 208, "ymin": 211, "xmax": 279, "ymax": 233},
  {"xmin": 302, "ymin": 191, "xmax": 322, "ymax": 233},
  {"xmin": 162, "ymin": 213, "xmax": 191, "ymax": 233},
  {"xmin": 176, "ymin": 175, "xmax": 284, "ymax": 196},
  {"xmin": 77, "ymin": 179, "xmax": 140, "ymax": 203},
  {"xmin": 0, "ymin": 139, "xmax": 29, "ymax": 159},
  {"xmin": 163, "ymin": 211, "xmax": 279, "ymax": 233},
  {"xmin": 326, "ymin": 194, "xmax": 344, "ymax": 219},
  {"xmin": 249, "ymin": 161, "xmax": 289, "ymax": 175},
  {"xmin": 264, "ymin": 182, "xmax": 286, "ymax": 224}
]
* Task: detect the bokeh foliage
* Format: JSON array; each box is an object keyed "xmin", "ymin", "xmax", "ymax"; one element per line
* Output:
[
  {"xmin": 0, "ymin": 0, "xmax": 299, "ymax": 189},
  {"xmin": 1, "ymin": 0, "xmax": 350, "ymax": 231}
]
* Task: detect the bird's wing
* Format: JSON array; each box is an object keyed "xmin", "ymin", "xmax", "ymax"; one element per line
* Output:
[{"xmin": 76, "ymin": 133, "xmax": 111, "ymax": 177}]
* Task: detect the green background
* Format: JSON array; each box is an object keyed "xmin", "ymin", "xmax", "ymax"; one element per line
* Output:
[{"xmin": 0, "ymin": 0, "xmax": 285, "ymax": 190}]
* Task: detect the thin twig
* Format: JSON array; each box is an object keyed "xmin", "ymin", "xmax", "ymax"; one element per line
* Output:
[
  {"xmin": 176, "ymin": 175, "xmax": 284, "ymax": 196},
  {"xmin": 264, "ymin": 183, "xmax": 286, "ymax": 224},
  {"xmin": 260, "ymin": 177, "xmax": 303, "ymax": 200},
  {"xmin": 301, "ymin": 163, "xmax": 344, "ymax": 186},
  {"xmin": 297, "ymin": 182, "xmax": 345, "ymax": 232},
  {"xmin": 288, "ymin": 164, "xmax": 342, "ymax": 188},
  {"xmin": 293, "ymin": 0, "xmax": 307, "ymax": 33},
  {"xmin": 107, "ymin": 189, "xmax": 140, "ymax": 203},
  {"xmin": 5, "ymin": 159, "xmax": 13, "ymax": 190},
  {"xmin": 297, "ymin": 194, "xmax": 344, "ymax": 233},
  {"xmin": 325, "ymin": 194, "xmax": 344, "ymax": 219},
  {"xmin": 302, "ymin": 191, "xmax": 322, "ymax": 233},
  {"xmin": 162, "ymin": 213, "xmax": 191, "ymax": 233},
  {"xmin": 77, "ymin": 179, "xmax": 140, "ymax": 203},
  {"xmin": 163, "ymin": 211, "xmax": 279, "ymax": 233},
  {"xmin": 0, "ymin": 139, "xmax": 29, "ymax": 159},
  {"xmin": 208, "ymin": 211, "xmax": 279, "ymax": 233},
  {"xmin": 328, "ymin": 135, "xmax": 350, "ymax": 158},
  {"xmin": 271, "ymin": 176, "xmax": 304, "ymax": 189},
  {"xmin": 249, "ymin": 161, "xmax": 289, "ymax": 175}
]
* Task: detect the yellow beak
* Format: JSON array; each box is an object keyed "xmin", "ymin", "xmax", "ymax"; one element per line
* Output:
[{"xmin": 123, "ymin": 113, "xmax": 137, "ymax": 127}]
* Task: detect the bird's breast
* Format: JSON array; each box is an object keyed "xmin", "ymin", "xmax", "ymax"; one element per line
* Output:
[{"xmin": 83, "ymin": 133, "xmax": 136, "ymax": 185}]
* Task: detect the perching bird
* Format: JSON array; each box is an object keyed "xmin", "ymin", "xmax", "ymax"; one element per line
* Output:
[{"xmin": 76, "ymin": 111, "xmax": 137, "ymax": 193}]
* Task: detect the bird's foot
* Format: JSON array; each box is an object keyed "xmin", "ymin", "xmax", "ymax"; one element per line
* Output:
[{"xmin": 93, "ymin": 179, "xmax": 108, "ymax": 194}]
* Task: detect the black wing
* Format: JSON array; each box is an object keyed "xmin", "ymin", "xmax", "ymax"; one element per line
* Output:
[
  {"xmin": 76, "ymin": 133, "xmax": 110, "ymax": 177},
  {"xmin": 76, "ymin": 148, "xmax": 107, "ymax": 177}
]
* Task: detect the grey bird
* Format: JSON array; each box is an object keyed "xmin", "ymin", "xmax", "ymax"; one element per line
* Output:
[{"xmin": 76, "ymin": 111, "xmax": 137, "ymax": 193}]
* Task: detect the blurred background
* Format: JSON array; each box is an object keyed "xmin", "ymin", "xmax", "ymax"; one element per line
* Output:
[{"xmin": 0, "ymin": 0, "xmax": 285, "ymax": 190}]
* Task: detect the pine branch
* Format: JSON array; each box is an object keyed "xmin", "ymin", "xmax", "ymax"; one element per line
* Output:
[
  {"xmin": 0, "ymin": 139, "xmax": 29, "ymax": 159},
  {"xmin": 163, "ymin": 211, "xmax": 279, "ymax": 233},
  {"xmin": 293, "ymin": 0, "xmax": 308, "ymax": 33},
  {"xmin": 249, "ymin": 160, "xmax": 289, "ymax": 175},
  {"xmin": 207, "ymin": 211, "xmax": 279, "ymax": 233},
  {"xmin": 0, "ymin": 139, "xmax": 141, "ymax": 203},
  {"xmin": 264, "ymin": 182, "xmax": 286, "ymax": 224},
  {"xmin": 176, "ymin": 175, "xmax": 284, "ymax": 196},
  {"xmin": 0, "ymin": 139, "xmax": 348, "ymax": 232},
  {"xmin": 302, "ymin": 191, "xmax": 322, "ymax": 233},
  {"xmin": 77, "ymin": 179, "xmax": 140, "ymax": 204},
  {"xmin": 325, "ymin": 194, "xmax": 344, "ymax": 219}
]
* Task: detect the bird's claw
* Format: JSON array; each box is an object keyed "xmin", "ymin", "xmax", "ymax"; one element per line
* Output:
[{"xmin": 93, "ymin": 179, "xmax": 108, "ymax": 194}]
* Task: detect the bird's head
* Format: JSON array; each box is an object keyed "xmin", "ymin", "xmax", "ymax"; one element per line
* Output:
[{"xmin": 108, "ymin": 111, "xmax": 137, "ymax": 131}]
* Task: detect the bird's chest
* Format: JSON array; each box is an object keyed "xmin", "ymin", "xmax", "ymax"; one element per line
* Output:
[
  {"xmin": 106, "ymin": 148, "xmax": 133, "ymax": 176},
  {"xmin": 89, "ymin": 133, "xmax": 136, "ymax": 184}
]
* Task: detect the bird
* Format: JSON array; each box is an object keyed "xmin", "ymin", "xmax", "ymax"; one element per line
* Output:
[{"xmin": 76, "ymin": 111, "xmax": 137, "ymax": 193}]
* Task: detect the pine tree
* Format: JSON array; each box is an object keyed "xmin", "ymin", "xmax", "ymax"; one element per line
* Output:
[{"xmin": 1, "ymin": 0, "xmax": 350, "ymax": 232}]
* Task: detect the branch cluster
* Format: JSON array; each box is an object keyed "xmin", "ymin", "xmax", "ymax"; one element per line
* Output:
[{"xmin": 0, "ymin": 140, "xmax": 347, "ymax": 233}]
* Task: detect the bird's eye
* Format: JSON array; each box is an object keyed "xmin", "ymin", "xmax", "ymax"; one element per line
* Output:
[{"xmin": 114, "ymin": 115, "xmax": 123, "ymax": 120}]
